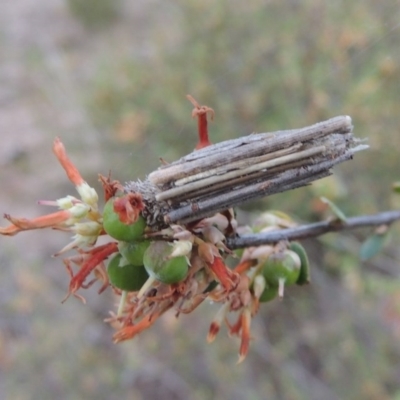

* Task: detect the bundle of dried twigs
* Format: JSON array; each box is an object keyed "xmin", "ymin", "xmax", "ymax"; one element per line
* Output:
[{"xmin": 127, "ymin": 116, "xmax": 368, "ymax": 228}]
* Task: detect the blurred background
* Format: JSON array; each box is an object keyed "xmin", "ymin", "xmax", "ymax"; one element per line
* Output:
[{"xmin": 1, "ymin": 0, "xmax": 400, "ymax": 399}]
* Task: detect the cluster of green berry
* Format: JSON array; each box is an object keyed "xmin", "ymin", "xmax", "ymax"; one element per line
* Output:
[
  {"xmin": 103, "ymin": 197, "xmax": 190, "ymax": 291},
  {"xmin": 104, "ymin": 194, "xmax": 310, "ymax": 305},
  {"xmin": 253, "ymin": 241, "xmax": 310, "ymax": 302}
]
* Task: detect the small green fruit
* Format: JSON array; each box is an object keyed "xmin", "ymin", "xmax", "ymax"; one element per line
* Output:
[
  {"xmin": 289, "ymin": 242, "xmax": 311, "ymax": 285},
  {"xmin": 262, "ymin": 250, "xmax": 301, "ymax": 297},
  {"xmin": 251, "ymin": 274, "xmax": 278, "ymax": 302},
  {"xmin": 103, "ymin": 197, "xmax": 146, "ymax": 242},
  {"xmin": 107, "ymin": 253, "xmax": 149, "ymax": 291},
  {"xmin": 143, "ymin": 241, "xmax": 189, "ymax": 284},
  {"xmin": 259, "ymin": 284, "xmax": 279, "ymax": 302},
  {"xmin": 118, "ymin": 240, "xmax": 151, "ymax": 267}
]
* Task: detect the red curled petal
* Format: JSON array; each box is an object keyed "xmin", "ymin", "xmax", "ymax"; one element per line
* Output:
[
  {"xmin": 113, "ymin": 193, "xmax": 144, "ymax": 224},
  {"xmin": 98, "ymin": 173, "xmax": 124, "ymax": 202},
  {"xmin": 63, "ymin": 242, "xmax": 118, "ymax": 302},
  {"xmin": 207, "ymin": 257, "xmax": 239, "ymax": 291},
  {"xmin": 186, "ymin": 95, "xmax": 214, "ymax": 149}
]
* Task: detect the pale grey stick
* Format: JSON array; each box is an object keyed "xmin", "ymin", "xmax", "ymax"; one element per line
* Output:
[
  {"xmin": 126, "ymin": 116, "xmax": 366, "ymax": 229},
  {"xmin": 156, "ymin": 145, "xmax": 326, "ymax": 202},
  {"xmin": 173, "ymin": 143, "xmax": 303, "ymax": 187},
  {"xmin": 164, "ymin": 158, "xmax": 341, "ymax": 224},
  {"xmin": 148, "ymin": 115, "xmax": 353, "ymax": 185}
]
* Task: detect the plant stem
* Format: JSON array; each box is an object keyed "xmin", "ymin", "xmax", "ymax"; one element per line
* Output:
[{"xmin": 226, "ymin": 210, "xmax": 400, "ymax": 249}]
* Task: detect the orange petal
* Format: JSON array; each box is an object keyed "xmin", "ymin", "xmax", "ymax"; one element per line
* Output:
[
  {"xmin": 0, "ymin": 210, "xmax": 71, "ymax": 236},
  {"xmin": 53, "ymin": 137, "xmax": 84, "ymax": 186},
  {"xmin": 237, "ymin": 308, "xmax": 251, "ymax": 364},
  {"xmin": 208, "ymin": 257, "xmax": 239, "ymax": 291},
  {"xmin": 227, "ymin": 314, "xmax": 242, "ymax": 336},
  {"xmin": 207, "ymin": 321, "xmax": 221, "ymax": 343},
  {"xmin": 113, "ymin": 318, "xmax": 153, "ymax": 342},
  {"xmin": 113, "ymin": 302, "xmax": 172, "ymax": 342},
  {"xmin": 207, "ymin": 303, "xmax": 230, "ymax": 343},
  {"xmin": 64, "ymin": 242, "xmax": 118, "ymax": 302},
  {"xmin": 233, "ymin": 259, "xmax": 257, "ymax": 274}
]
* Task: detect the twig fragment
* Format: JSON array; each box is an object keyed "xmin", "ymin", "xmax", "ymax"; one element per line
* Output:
[
  {"xmin": 127, "ymin": 116, "xmax": 368, "ymax": 228},
  {"xmin": 226, "ymin": 210, "xmax": 400, "ymax": 249}
]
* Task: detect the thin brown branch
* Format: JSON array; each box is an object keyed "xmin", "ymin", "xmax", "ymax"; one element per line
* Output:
[{"xmin": 226, "ymin": 210, "xmax": 400, "ymax": 249}]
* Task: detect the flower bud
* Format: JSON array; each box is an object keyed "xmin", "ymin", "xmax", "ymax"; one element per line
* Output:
[
  {"xmin": 253, "ymin": 274, "xmax": 266, "ymax": 299},
  {"xmin": 56, "ymin": 195, "xmax": 80, "ymax": 210},
  {"xmin": 76, "ymin": 182, "xmax": 99, "ymax": 209},
  {"xmin": 72, "ymin": 221, "xmax": 102, "ymax": 237},
  {"xmin": 68, "ymin": 203, "xmax": 90, "ymax": 220}
]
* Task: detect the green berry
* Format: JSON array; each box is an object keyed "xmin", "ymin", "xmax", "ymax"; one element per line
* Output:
[
  {"xmin": 289, "ymin": 242, "xmax": 311, "ymax": 285},
  {"xmin": 118, "ymin": 240, "xmax": 151, "ymax": 267},
  {"xmin": 251, "ymin": 274, "xmax": 278, "ymax": 302},
  {"xmin": 262, "ymin": 250, "xmax": 301, "ymax": 297},
  {"xmin": 102, "ymin": 197, "xmax": 146, "ymax": 242},
  {"xmin": 107, "ymin": 253, "xmax": 149, "ymax": 291},
  {"xmin": 259, "ymin": 284, "xmax": 279, "ymax": 302},
  {"xmin": 143, "ymin": 241, "xmax": 189, "ymax": 284}
]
